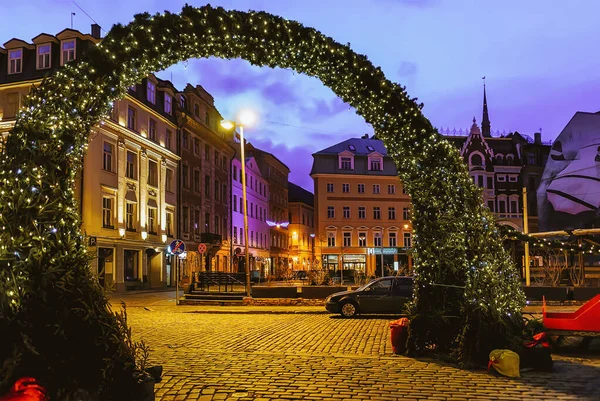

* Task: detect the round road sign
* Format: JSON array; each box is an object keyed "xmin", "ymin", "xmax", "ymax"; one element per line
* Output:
[
  {"xmin": 198, "ymin": 243, "xmax": 207, "ymax": 254},
  {"xmin": 169, "ymin": 239, "xmax": 186, "ymax": 255}
]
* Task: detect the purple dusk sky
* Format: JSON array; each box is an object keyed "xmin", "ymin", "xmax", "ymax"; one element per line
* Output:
[{"xmin": 3, "ymin": 1, "xmax": 600, "ymax": 191}]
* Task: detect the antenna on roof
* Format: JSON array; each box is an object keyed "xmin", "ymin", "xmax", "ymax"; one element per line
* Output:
[{"xmin": 71, "ymin": 12, "xmax": 76, "ymax": 29}]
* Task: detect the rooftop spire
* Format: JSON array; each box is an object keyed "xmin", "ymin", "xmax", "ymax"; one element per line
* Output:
[{"xmin": 481, "ymin": 76, "xmax": 491, "ymax": 137}]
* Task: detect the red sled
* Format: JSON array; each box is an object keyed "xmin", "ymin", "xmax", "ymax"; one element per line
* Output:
[{"xmin": 542, "ymin": 294, "xmax": 600, "ymax": 334}]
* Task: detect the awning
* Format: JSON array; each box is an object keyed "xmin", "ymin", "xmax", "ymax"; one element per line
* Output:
[
  {"xmin": 148, "ymin": 198, "xmax": 158, "ymax": 208},
  {"xmin": 125, "ymin": 190, "xmax": 137, "ymax": 202}
]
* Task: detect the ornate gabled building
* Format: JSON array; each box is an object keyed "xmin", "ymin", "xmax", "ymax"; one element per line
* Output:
[{"xmin": 444, "ymin": 83, "xmax": 551, "ymax": 232}]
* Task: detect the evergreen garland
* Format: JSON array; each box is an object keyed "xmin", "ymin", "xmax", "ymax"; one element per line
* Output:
[{"xmin": 0, "ymin": 5, "xmax": 526, "ymax": 394}]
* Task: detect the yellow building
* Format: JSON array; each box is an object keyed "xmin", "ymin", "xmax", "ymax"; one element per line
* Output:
[
  {"xmin": 0, "ymin": 26, "xmax": 180, "ymax": 291},
  {"xmin": 311, "ymin": 137, "xmax": 413, "ymax": 281},
  {"xmin": 288, "ymin": 182, "xmax": 315, "ymax": 271}
]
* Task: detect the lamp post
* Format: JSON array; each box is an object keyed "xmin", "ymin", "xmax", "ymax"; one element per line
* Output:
[
  {"xmin": 310, "ymin": 233, "xmax": 316, "ymax": 269},
  {"xmin": 221, "ymin": 111, "xmax": 255, "ymax": 297}
]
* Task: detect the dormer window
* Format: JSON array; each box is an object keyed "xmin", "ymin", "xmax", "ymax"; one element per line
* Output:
[
  {"xmin": 368, "ymin": 155, "xmax": 383, "ymax": 171},
  {"xmin": 147, "ymin": 81, "xmax": 156, "ymax": 104},
  {"xmin": 348, "ymin": 144, "xmax": 356, "ymax": 151},
  {"xmin": 340, "ymin": 157, "xmax": 352, "ymax": 170},
  {"xmin": 506, "ymin": 155, "xmax": 514, "ymax": 166},
  {"xmin": 37, "ymin": 44, "xmax": 51, "ymax": 69},
  {"xmin": 164, "ymin": 94, "xmax": 172, "ymax": 114},
  {"xmin": 366, "ymin": 145, "xmax": 375, "ymax": 152},
  {"xmin": 179, "ymin": 95, "xmax": 186, "ymax": 109},
  {"xmin": 8, "ymin": 49, "xmax": 22, "ymax": 74},
  {"xmin": 61, "ymin": 40, "xmax": 75, "ymax": 65}
]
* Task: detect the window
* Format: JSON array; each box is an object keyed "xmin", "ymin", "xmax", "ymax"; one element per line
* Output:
[
  {"xmin": 166, "ymin": 130, "xmax": 172, "ymax": 150},
  {"xmin": 182, "ymin": 131, "xmax": 189, "ymax": 149},
  {"xmin": 102, "ymin": 197, "xmax": 113, "ymax": 228},
  {"xmin": 194, "ymin": 103, "xmax": 200, "ymax": 118},
  {"xmin": 8, "ymin": 49, "xmax": 22, "ymax": 74},
  {"xmin": 327, "ymin": 206, "xmax": 335, "ymax": 218},
  {"xmin": 182, "ymin": 207, "xmax": 189, "ymax": 232},
  {"xmin": 357, "ymin": 184, "xmax": 365, "ymax": 194},
  {"xmin": 510, "ymin": 200, "xmax": 518, "ymax": 214},
  {"xmin": 205, "ymin": 145, "xmax": 210, "ymax": 161},
  {"xmin": 506, "ymin": 156, "xmax": 514, "ymax": 166},
  {"xmin": 389, "ymin": 232, "xmax": 397, "ymax": 247},
  {"xmin": 478, "ymin": 175, "xmax": 484, "ymax": 187},
  {"xmin": 205, "ymin": 212, "xmax": 210, "ymax": 232},
  {"xmin": 239, "ymin": 197, "xmax": 243, "ymax": 214},
  {"xmin": 147, "ymin": 81, "xmax": 156, "ymax": 104},
  {"xmin": 340, "ymin": 157, "xmax": 352, "ymax": 170},
  {"xmin": 193, "ymin": 170, "xmax": 200, "ymax": 192},
  {"xmin": 205, "ymin": 110, "xmax": 210, "ymax": 125},
  {"xmin": 402, "ymin": 186, "xmax": 408, "ymax": 195},
  {"xmin": 343, "ymin": 232, "xmax": 351, "ymax": 247},
  {"xmin": 471, "ymin": 154, "xmax": 483, "ymax": 166},
  {"xmin": 147, "ymin": 207, "xmax": 157, "ymax": 234},
  {"xmin": 327, "ymin": 232, "xmax": 336, "ymax": 247},
  {"xmin": 497, "ymin": 175, "xmax": 506, "ymax": 182},
  {"xmin": 5, "ymin": 92, "xmax": 20, "ymax": 118},
  {"xmin": 373, "ymin": 207, "xmax": 381, "ymax": 219},
  {"xmin": 214, "ymin": 180, "xmax": 220, "ymax": 201},
  {"xmin": 366, "ymin": 145, "xmax": 375, "ymax": 152},
  {"xmin": 499, "ymin": 200, "xmax": 506, "ymax": 213},
  {"xmin": 215, "ymin": 151, "xmax": 220, "ymax": 167},
  {"xmin": 102, "ymin": 142, "xmax": 114, "ymax": 172},
  {"xmin": 194, "ymin": 210, "xmax": 200, "ymax": 234},
  {"xmin": 179, "ymin": 95, "xmax": 186, "ymax": 109},
  {"xmin": 214, "ymin": 216, "xmax": 220, "ymax": 235},
  {"xmin": 37, "ymin": 44, "xmax": 51, "ymax": 69},
  {"xmin": 223, "ymin": 184, "xmax": 227, "ymax": 205},
  {"xmin": 509, "ymin": 176, "xmax": 518, "ymax": 182},
  {"xmin": 326, "ymin": 183, "xmax": 334, "ymax": 193},
  {"xmin": 403, "ymin": 233, "xmax": 412, "ymax": 248},
  {"xmin": 61, "ymin": 40, "xmax": 75, "ymax": 65},
  {"xmin": 165, "ymin": 168, "xmax": 173, "ymax": 192},
  {"xmin": 373, "ymin": 184, "xmax": 380, "ymax": 194},
  {"xmin": 250, "ymin": 202, "xmax": 253, "ymax": 218},
  {"xmin": 369, "ymin": 158, "xmax": 381, "ymax": 171},
  {"xmin": 527, "ymin": 154, "xmax": 536, "ymax": 165},
  {"xmin": 403, "ymin": 207, "xmax": 410, "ymax": 220},
  {"xmin": 487, "ymin": 200, "xmax": 495, "ymax": 212},
  {"xmin": 343, "ymin": 206, "xmax": 350, "ymax": 219},
  {"xmin": 388, "ymin": 207, "xmax": 396, "ymax": 220},
  {"xmin": 342, "ymin": 183, "xmax": 350, "ymax": 193},
  {"xmin": 205, "ymin": 175, "xmax": 210, "ymax": 196},
  {"xmin": 348, "ymin": 144, "xmax": 356, "ymax": 151},
  {"xmin": 358, "ymin": 233, "xmax": 367, "ymax": 247},
  {"xmin": 164, "ymin": 94, "xmax": 172, "ymax": 114},
  {"xmin": 233, "ymin": 165, "xmax": 238, "ymax": 181},
  {"xmin": 148, "ymin": 160, "xmax": 158, "ymax": 187},
  {"xmin": 487, "ymin": 176, "xmax": 493, "ymax": 189},
  {"xmin": 127, "ymin": 107, "xmax": 136, "ymax": 130},
  {"xmin": 388, "ymin": 184, "xmax": 395, "ymax": 194},
  {"xmin": 148, "ymin": 119, "xmax": 157, "ymax": 141},
  {"xmin": 234, "ymin": 227, "xmax": 238, "ymax": 244},
  {"xmin": 233, "ymin": 195, "xmax": 238, "ymax": 212},
  {"xmin": 358, "ymin": 206, "xmax": 366, "ymax": 219},
  {"xmin": 126, "ymin": 151, "xmax": 137, "ymax": 179},
  {"xmin": 166, "ymin": 211, "xmax": 173, "ymax": 236},
  {"xmin": 374, "ymin": 232, "xmax": 382, "ymax": 247},
  {"xmin": 182, "ymin": 165, "xmax": 189, "ymax": 189},
  {"xmin": 194, "ymin": 138, "xmax": 200, "ymax": 155}
]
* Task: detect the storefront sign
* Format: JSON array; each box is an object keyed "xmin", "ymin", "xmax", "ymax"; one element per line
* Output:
[{"xmin": 367, "ymin": 247, "xmax": 399, "ymax": 255}]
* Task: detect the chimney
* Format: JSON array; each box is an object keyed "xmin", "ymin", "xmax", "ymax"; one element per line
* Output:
[
  {"xmin": 534, "ymin": 132, "xmax": 541, "ymax": 144},
  {"xmin": 91, "ymin": 24, "xmax": 102, "ymax": 39}
]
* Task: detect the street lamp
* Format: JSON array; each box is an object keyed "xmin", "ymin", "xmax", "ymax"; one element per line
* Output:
[{"xmin": 221, "ymin": 110, "xmax": 255, "ymax": 297}]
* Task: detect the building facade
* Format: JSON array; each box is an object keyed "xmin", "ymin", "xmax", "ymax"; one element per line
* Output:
[
  {"xmin": 177, "ymin": 84, "xmax": 235, "ymax": 276},
  {"xmin": 248, "ymin": 145, "xmax": 290, "ymax": 275},
  {"xmin": 230, "ymin": 154, "xmax": 270, "ymax": 276},
  {"xmin": 0, "ymin": 26, "xmax": 180, "ymax": 291},
  {"xmin": 443, "ymin": 85, "xmax": 551, "ymax": 232},
  {"xmin": 311, "ymin": 137, "xmax": 413, "ymax": 281},
  {"xmin": 288, "ymin": 182, "xmax": 316, "ymax": 271}
]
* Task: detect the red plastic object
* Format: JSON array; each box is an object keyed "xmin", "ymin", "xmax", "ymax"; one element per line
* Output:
[
  {"xmin": 524, "ymin": 332, "xmax": 551, "ymax": 348},
  {"xmin": 389, "ymin": 317, "xmax": 409, "ymax": 354},
  {"xmin": 542, "ymin": 294, "xmax": 600, "ymax": 332},
  {"xmin": 0, "ymin": 377, "xmax": 48, "ymax": 401}
]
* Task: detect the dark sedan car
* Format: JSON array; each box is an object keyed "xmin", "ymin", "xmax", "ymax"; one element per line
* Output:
[{"xmin": 325, "ymin": 276, "xmax": 413, "ymax": 318}]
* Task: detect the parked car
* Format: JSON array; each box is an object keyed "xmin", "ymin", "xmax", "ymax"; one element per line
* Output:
[{"xmin": 325, "ymin": 276, "xmax": 413, "ymax": 318}]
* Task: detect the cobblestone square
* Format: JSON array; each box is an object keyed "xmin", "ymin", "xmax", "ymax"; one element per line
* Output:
[{"xmin": 117, "ymin": 292, "xmax": 600, "ymax": 400}]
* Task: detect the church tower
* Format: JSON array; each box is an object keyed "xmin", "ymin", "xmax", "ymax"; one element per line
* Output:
[{"xmin": 482, "ymin": 77, "xmax": 491, "ymax": 137}]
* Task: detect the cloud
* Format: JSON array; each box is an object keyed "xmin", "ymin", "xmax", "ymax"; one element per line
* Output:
[{"xmin": 397, "ymin": 61, "xmax": 417, "ymax": 77}]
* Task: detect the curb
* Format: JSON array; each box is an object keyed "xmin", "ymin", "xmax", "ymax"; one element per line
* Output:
[{"xmin": 181, "ymin": 310, "xmax": 330, "ymax": 314}]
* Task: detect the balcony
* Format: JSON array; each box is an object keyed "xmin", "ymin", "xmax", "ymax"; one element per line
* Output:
[{"xmin": 201, "ymin": 232, "xmax": 222, "ymax": 245}]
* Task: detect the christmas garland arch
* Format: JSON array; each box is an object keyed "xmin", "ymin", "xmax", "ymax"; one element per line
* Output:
[{"xmin": 0, "ymin": 4, "xmax": 525, "ymax": 394}]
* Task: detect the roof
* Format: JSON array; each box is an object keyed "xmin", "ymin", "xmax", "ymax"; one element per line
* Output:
[
  {"xmin": 288, "ymin": 182, "xmax": 314, "ymax": 206},
  {"xmin": 313, "ymin": 137, "xmax": 388, "ymax": 156}
]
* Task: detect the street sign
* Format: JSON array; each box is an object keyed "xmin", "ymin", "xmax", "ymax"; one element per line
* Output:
[
  {"xmin": 169, "ymin": 239, "xmax": 186, "ymax": 255},
  {"xmin": 88, "ymin": 236, "xmax": 97, "ymax": 247},
  {"xmin": 198, "ymin": 243, "xmax": 207, "ymax": 254}
]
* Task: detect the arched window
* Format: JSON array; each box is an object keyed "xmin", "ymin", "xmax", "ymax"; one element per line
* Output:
[{"xmin": 470, "ymin": 154, "xmax": 483, "ymax": 166}]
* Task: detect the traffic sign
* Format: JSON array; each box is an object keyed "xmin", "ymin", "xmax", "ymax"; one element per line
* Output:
[
  {"xmin": 169, "ymin": 239, "xmax": 186, "ymax": 255},
  {"xmin": 198, "ymin": 243, "xmax": 207, "ymax": 254}
]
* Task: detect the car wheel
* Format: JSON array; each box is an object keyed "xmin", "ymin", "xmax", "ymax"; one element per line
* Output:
[{"xmin": 340, "ymin": 301, "xmax": 358, "ymax": 318}]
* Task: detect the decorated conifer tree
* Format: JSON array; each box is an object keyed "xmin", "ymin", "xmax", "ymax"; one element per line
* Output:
[{"xmin": 0, "ymin": 5, "xmax": 525, "ymax": 397}]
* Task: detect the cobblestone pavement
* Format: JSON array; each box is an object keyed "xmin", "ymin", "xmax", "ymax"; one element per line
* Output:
[{"xmin": 118, "ymin": 293, "xmax": 600, "ymax": 401}]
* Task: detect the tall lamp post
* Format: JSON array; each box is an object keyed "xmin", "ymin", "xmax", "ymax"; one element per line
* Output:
[{"xmin": 221, "ymin": 110, "xmax": 255, "ymax": 297}]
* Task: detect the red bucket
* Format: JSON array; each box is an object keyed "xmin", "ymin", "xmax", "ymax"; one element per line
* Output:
[{"xmin": 389, "ymin": 317, "xmax": 409, "ymax": 354}]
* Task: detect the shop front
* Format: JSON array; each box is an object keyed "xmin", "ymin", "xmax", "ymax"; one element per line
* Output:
[{"xmin": 367, "ymin": 247, "xmax": 413, "ymax": 277}]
